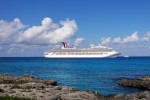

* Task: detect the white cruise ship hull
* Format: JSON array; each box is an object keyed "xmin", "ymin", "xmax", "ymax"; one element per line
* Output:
[{"xmin": 44, "ymin": 52, "xmax": 118, "ymax": 58}]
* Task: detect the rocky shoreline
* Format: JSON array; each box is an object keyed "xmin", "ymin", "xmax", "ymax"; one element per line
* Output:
[
  {"xmin": 119, "ymin": 76, "xmax": 150, "ymax": 90},
  {"xmin": 0, "ymin": 74, "xmax": 150, "ymax": 100}
]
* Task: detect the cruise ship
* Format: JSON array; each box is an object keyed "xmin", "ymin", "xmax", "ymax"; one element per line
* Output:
[{"xmin": 44, "ymin": 42, "xmax": 119, "ymax": 58}]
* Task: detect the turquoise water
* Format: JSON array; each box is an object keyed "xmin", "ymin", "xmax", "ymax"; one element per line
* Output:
[{"xmin": 0, "ymin": 57, "xmax": 150, "ymax": 95}]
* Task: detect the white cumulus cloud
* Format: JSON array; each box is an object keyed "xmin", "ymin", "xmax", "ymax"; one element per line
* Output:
[
  {"xmin": 0, "ymin": 17, "xmax": 78, "ymax": 45},
  {"xmin": 17, "ymin": 17, "xmax": 78, "ymax": 45},
  {"xmin": 0, "ymin": 18, "xmax": 25, "ymax": 42},
  {"xmin": 74, "ymin": 38, "xmax": 84, "ymax": 46},
  {"xmin": 112, "ymin": 32, "xmax": 139, "ymax": 44},
  {"xmin": 141, "ymin": 32, "xmax": 150, "ymax": 42},
  {"xmin": 122, "ymin": 32, "xmax": 139, "ymax": 43},
  {"xmin": 100, "ymin": 37, "xmax": 111, "ymax": 45},
  {"xmin": 100, "ymin": 32, "xmax": 150, "ymax": 56},
  {"xmin": 101, "ymin": 32, "xmax": 140, "ymax": 45},
  {"xmin": 113, "ymin": 37, "xmax": 122, "ymax": 43}
]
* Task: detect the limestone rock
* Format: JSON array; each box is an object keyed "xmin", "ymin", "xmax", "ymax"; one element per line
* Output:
[{"xmin": 119, "ymin": 76, "xmax": 150, "ymax": 90}]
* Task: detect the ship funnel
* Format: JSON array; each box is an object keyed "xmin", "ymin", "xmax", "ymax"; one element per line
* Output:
[{"xmin": 61, "ymin": 42, "xmax": 69, "ymax": 48}]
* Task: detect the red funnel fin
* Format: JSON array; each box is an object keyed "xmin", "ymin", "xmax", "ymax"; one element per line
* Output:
[{"xmin": 66, "ymin": 43, "xmax": 69, "ymax": 48}]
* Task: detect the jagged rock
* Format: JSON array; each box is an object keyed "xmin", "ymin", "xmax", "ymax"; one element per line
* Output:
[
  {"xmin": 44, "ymin": 80, "xmax": 57, "ymax": 86},
  {"xmin": 61, "ymin": 86, "xmax": 77, "ymax": 92},
  {"xmin": 54, "ymin": 86, "xmax": 62, "ymax": 90},
  {"xmin": 0, "ymin": 74, "xmax": 57, "ymax": 86},
  {"xmin": 21, "ymin": 82, "xmax": 47, "ymax": 89},
  {"xmin": 138, "ymin": 76, "xmax": 150, "ymax": 81},
  {"xmin": 118, "ymin": 76, "xmax": 150, "ymax": 90},
  {"xmin": 0, "ymin": 88, "xmax": 4, "ymax": 93},
  {"xmin": 60, "ymin": 91, "xmax": 101, "ymax": 100},
  {"xmin": 121, "ymin": 91, "xmax": 150, "ymax": 100}
]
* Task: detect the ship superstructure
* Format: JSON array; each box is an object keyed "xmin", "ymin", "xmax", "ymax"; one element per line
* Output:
[{"xmin": 44, "ymin": 42, "xmax": 119, "ymax": 58}]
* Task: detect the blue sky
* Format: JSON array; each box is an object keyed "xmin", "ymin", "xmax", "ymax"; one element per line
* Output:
[{"xmin": 0, "ymin": 0, "xmax": 150, "ymax": 56}]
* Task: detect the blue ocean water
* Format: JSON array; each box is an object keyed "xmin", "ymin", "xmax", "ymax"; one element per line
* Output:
[{"xmin": 0, "ymin": 57, "xmax": 150, "ymax": 95}]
